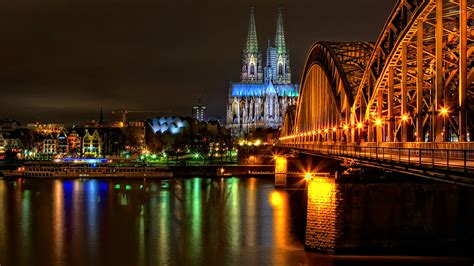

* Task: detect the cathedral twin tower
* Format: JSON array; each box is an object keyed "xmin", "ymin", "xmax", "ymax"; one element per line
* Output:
[
  {"xmin": 241, "ymin": 7, "xmax": 291, "ymax": 85},
  {"xmin": 227, "ymin": 8, "xmax": 298, "ymax": 136}
]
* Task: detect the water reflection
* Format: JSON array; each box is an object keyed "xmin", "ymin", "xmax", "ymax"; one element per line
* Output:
[
  {"xmin": 52, "ymin": 180, "xmax": 64, "ymax": 266},
  {"xmin": 0, "ymin": 177, "xmax": 469, "ymax": 266},
  {"xmin": 0, "ymin": 177, "xmax": 310, "ymax": 265},
  {"xmin": 21, "ymin": 185, "xmax": 31, "ymax": 265},
  {"xmin": 0, "ymin": 181, "xmax": 6, "ymax": 263}
]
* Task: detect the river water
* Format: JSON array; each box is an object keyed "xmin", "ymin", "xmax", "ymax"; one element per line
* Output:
[{"xmin": 0, "ymin": 177, "xmax": 472, "ymax": 266}]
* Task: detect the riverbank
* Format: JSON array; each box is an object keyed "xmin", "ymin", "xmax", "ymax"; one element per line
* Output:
[{"xmin": 0, "ymin": 160, "xmax": 275, "ymax": 178}]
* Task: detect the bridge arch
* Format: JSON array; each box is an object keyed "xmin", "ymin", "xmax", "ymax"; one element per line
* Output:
[
  {"xmin": 285, "ymin": 42, "xmax": 372, "ymax": 144},
  {"xmin": 281, "ymin": 0, "xmax": 473, "ymax": 147}
]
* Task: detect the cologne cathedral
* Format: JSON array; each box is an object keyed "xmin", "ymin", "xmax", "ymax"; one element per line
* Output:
[{"xmin": 226, "ymin": 8, "xmax": 298, "ymax": 136}]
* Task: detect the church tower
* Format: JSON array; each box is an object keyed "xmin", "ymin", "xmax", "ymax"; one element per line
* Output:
[
  {"xmin": 274, "ymin": 8, "xmax": 291, "ymax": 85},
  {"xmin": 227, "ymin": 7, "xmax": 298, "ymax": 137},
  {"xmin": 241, "ymin": 7, "xmax": 263, "ymax": 83}
]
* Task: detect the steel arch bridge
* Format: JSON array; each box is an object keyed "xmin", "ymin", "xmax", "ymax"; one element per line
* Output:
[{"xmin": 278, "ymin": 0, "xmax": 474, "ymax": 183}]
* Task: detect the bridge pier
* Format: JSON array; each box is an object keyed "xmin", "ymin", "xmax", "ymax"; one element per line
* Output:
[
  {"xmin": 305, "ymin": 177, "xmax": 343, "ymax": 253},
  {"xmin": 303, "ymin": 174, "xmax": 474, "ymax": 255},
  {"xmin": 274, "ymin": 156, "xmax": 287, "ymax": 188}
]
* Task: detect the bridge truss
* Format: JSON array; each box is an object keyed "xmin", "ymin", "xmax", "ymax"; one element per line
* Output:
[
  {"xmin": 281, "ymin": 0, "xmax": 472, "ymax": 145},
  {"xmin": 279, "ymin": 0, "xmax": 474, "ymax": 182}
]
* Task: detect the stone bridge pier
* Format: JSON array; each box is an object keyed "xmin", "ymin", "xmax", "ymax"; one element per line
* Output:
[
  {"xmin": 274, "ymin": 156, "xmax": 288, "ymax": 188},
  {"xmin": 304, "ymin": 177, "xmax": 474, "ymax": 254}
]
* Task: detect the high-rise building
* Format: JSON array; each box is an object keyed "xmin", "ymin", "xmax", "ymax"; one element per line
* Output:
[
  {"xmin": 192, "ymin": 98, "xmax": 207, "ymax": 122},
  {"xmin": 227, "ymin": 8, "xmax": 298, "ymax": 136}
]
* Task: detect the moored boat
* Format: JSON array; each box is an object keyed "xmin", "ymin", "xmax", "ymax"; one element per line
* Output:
[{"xmin": 1, "ymin": 158, "xmax": 173, "ymax": 179}]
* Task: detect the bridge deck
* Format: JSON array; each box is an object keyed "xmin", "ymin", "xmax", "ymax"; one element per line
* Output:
[{"xmin": 278, "ymin": 143, "xmax": 474, "ymax": 186}]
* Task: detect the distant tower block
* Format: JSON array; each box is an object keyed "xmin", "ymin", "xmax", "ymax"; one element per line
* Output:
[
  {"xmin": 192, "ymin": 98, "xmax": 207, "ymax": 122},
  {"xmin": 274, "ymin": 156, "xmax": 287, "ymax": 188}
]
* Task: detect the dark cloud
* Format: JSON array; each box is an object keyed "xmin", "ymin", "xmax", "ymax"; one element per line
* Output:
[{"xmin": 0, "ymin": 0, "xmax": 396, "ymax": 124}]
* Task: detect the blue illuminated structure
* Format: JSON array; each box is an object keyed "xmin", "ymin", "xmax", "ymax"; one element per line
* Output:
[
  {"xmin": 148, "ymin": 117, "xmax": 188, "ymax": 135},
  {"xmin": 230, "ymin": 82, "xmax": 298, "ymax": 97},
  {"xmin": 58, "ymin": 158, "xmax": 109, "ymax": 164}
]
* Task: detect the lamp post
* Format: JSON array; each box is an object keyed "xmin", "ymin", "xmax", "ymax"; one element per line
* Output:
[
  {"xmin": 440, "ymin": 107, "xmax": 449, "ymax": 142},
  {"xmin": 375, "ymin": 118, "xmax": 383, "ymax": 159}
]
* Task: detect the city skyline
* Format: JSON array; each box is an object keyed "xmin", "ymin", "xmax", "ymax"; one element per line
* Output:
[{"xmin": 0, "ymin": 0, "xmax": 395, "ymax": 124}]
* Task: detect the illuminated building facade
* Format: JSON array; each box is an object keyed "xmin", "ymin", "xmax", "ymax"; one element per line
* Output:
[
  {"xmin": 67, "ymin": 130, "xmax": 81, "ymax": 156},
  {"xmin": 0, "ymin": 134, "xmax": 5, "ymax": 157},
  {"xmin": 82, "ymin": 129, "xmax": 102, "ymax": 157},
  {"xmin": 227, "ymin": 8, "xmax": 298, "ymax": 136},
  {"xmin": 43, "ymin": 134, "xmax": 57, "ymax": 154},
  {"xmin": 57, "ymin": 131, "xmax": 68, "ymax": 154}
]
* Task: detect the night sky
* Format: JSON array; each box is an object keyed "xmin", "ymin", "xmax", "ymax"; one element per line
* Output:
[{"xmin": 0, "ymin": 0, "xmax": 396, "ymax": 125}]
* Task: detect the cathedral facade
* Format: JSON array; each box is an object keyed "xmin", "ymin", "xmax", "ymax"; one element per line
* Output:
[{"xmin": 226, "ymin": 8, "xmax": 298, "ymax": 136}]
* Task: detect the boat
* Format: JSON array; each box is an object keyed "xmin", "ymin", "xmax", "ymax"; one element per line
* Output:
[{"xmin": 0, "ymin": 158, "xmax": 173, "ymax": 179}]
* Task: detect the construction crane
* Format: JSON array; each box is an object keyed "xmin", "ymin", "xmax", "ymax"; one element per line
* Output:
[{"xmin": 111, "ymin": 109, "xmax": 172, "ymax": 124}]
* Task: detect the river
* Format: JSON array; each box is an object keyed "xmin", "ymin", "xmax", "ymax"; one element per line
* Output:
[{"xmin": 0, "ymin": 177, "xmax": 471, "ymax": 265}]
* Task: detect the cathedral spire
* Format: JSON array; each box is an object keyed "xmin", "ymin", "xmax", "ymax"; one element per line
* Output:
[
  {"xmin": 275, "ymin": 7, "xmax": 286, "ymax": 54},
  {"xmin": 245, "ymin": 7, "xmax": 259, "ymax": 54}
]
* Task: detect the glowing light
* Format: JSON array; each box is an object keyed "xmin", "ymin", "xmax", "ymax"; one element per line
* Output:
[
  {"xmin": 357, "ymin": 122, "xmax": 363, "ymax": 129},
  {"xmin": 375, "ymin": 118, "xmax": 383, "ymax": 126},
  {"xmin": 401, "ymin": 114, "xmax": 409, "ymax": 121},
  {"xmin": 305, "ymin": 173, "xmax": 312, "ymax": 180},
  {"xmin": 317, "ymin": 130, "xmax": 322, "ymax": 134},
  {"xmin": 60, "ymin": 158, "xmax": 108, "ymax": 164},
  {"xmin": 324, "ymin": 129, "xmax": 329, "ymax": 133},
  {"xmin": 343, "ymin": 125, "xmax": 349, "ymax": 130},
  {"xmin": 440, "ymin": 107, "xmax": 449, "ymax": 115},
  {"xmin": 254, "ymin": 139, "xmax": 261, "ymax": 146},
  {"xmin": 312, "ymin": 130, "xmax": 316, "ymax": 135},
  {"xmin": 269, "ymin": 191, "xmax": 283, "ymax": 207},
  {"xmin": 332, "ymin": 127, "xmax": 337, "ymax": 132}
]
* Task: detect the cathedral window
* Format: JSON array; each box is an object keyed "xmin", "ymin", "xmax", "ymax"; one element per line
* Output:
[
  {"xmin": 278, "ymin": 63, "xmax": 283, "ymax": 77},
  {"xmin": 250, "ymin": 63, "xmax": 255, "ymax": 75}
]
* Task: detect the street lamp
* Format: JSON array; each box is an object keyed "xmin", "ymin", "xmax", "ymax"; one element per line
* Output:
[
  {"xmin": 440, "ymin": 107, "xmax": 449, "ymax": 141},
  {"xmin": 374, "ymin": 118, "xmax": 383, "ymax": 159},
  {"xmin": 375, "ymin": 118, "xmax": 383, "ymax": 127},
  {"xmin": 440, "ymin": 107, "xmax": 449, "ymax": 116},
  {"xmin": 401, "ymin": 114, "xmax": 409, "ymax": 122}
]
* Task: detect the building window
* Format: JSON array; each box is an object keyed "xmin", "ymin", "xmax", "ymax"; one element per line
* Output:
[
  {"xmin": 278, "ymin": 63, "xmax": 283, "ymax": 77},
  {"xmin": 250, "ymin": 63, "xmax": 255, "ymax": 75}
]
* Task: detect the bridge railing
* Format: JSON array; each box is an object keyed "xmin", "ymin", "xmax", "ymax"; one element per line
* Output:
[{"xmin": 278, "ymin": 142, "xmax": 474, "ymax": 177}]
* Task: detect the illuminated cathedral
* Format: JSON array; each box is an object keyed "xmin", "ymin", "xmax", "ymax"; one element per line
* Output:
[{"xmin": 226, "ymin": 7, "xmax": 298, "ymax": 136}]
